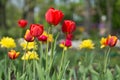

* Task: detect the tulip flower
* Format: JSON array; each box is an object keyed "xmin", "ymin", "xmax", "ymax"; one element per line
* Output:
[
  {"xmin": 45, "ymin": 8, "xmax": 64, "ymax": 26},
  {"xmin": 8, "ymin": 50, "xmax": 20, "ymax": 60},
  {"xmin": 62, "ymin": 20, "xmax": 76, "ymax": 34},
  {"xmin": 100, "ymin": 37, "xmax": 107, "ymax": 48},
  {"xmin": 37, "ymin": 31, "xmax": 54, "ymax": 42},
  {"xmin": 18, "ymin": 19, "xmax": 27, "ymax": 28},
  {"xmin": 100, "ymin": 35, "xmax": 118, "ymax": 48},
  {"xmin": 37, "ymin": 35, "xmax": 48, "ymax": 42},
  {"xmin": 20, "ymin": 40, "xmax": 36, "ymax": 50},
  {"xmin": 24, "ymin": 29, "xmax": 34, "ymax": 42},
  {"xmin": 21, "ymin": 51, "xmax": 39, "ymax": 60},
  {"xmin": 30, "ymin": 24, "xmax": 44, "ymax": 37},
  {"xmin": 106, "ymin": 35, "xmax": 118, "ymax": 47},
  {"xmin": 59, "ymin": 39, "xmax": 72, "ymax": 50},
  {"xmin": 0, "ymin": 37, "xmax": 16, "ymax": 49},
  {"xmin": 79, "ymin": 39, "xmax": 94, "ymax": 49}
]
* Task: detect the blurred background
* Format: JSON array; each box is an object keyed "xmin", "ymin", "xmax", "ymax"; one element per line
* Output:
[
  {"xmin": 0, "ymin": 0, "xmax": 120, "ymax": 65},
  {"xmin": 1, "ymin": 0, "xmax": 120, "ymax": 37}
]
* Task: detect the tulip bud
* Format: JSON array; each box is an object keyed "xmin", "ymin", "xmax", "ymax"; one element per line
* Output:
[{"xmin": 18, "ymin": 19, "xmax": 27, "ymax": 28}]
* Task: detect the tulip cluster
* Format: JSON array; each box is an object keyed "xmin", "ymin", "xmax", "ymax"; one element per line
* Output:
[
  {"xmin": 16, "ymin": 7, "xmax": 76, "ymax": 62},
  {"xmin": 24, "ymin": 24, "xmax": 44, "ymax": 42},
  {"xmin": 59, "ymin": 20, "xmax": 76, "ymax": 50},
  {"xmin": 45, "ymin": 8, "xmax": 76, "ymax": 50},
  {"xmin": 18, "ymin": 8, "xmax": 76, "ymax": 50}
]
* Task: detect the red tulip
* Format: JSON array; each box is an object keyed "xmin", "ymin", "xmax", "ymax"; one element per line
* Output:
[
  {"xmin": 30, "ymin": 24, "xmax": 44, "ymax": 37},
  {"xmin": 18, "ymin": 19, "xmax": 27, "ymax": 28},
  {"xmin": 65, "ymin": 39, "xmax": 72, "ymax": 47},
  {"xmin": 62, "ymin": 20, "xmax": 76, "ymax": 34},
  {"xmin": 45, "ymin": 8, "xmax": 64, "ymax": 26},
  {"xmin": 24, "ymin": 29, "xmax": 34, "ymax": 42},
  {"xmin": 60, "ymin": 39, "xmax": 72, "ymax": 47},
  {"xmin": 37, "ymin": 35, "xmax": 48, "ymax": 42},
  {"xmin": 8, "ymin": 50, "xmax": 20, "ymax": 60}
]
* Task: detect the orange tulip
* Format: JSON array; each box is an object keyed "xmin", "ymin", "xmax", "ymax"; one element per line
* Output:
[
  {"xmin": 100, "ymin": 35, "xmax": 118, "ymax": 48},
  {"xmin": 8, "ymin": 50, "xmax": 20, "ymax": 60},
  {"xmin": 106, "ymin": 35, "xmax": 118, "ymax": 47}
]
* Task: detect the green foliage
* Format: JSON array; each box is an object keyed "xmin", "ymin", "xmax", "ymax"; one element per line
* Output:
[{"xmin": 112, "ymin": 0, "xmax": 120, "ymax": 30}]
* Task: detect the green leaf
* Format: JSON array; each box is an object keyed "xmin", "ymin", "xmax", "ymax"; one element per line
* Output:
[
  {"xmin": 105, "ymin": 69, "xmax": 113, "ymax": 80},
  {"xmin": 52, "ymin": 72, "xmax": 57, "ymax": 80},
  {"xmin": 35, "ymin": 61, "xmax": 45, "ymax": 80},
  {"xmin": 18, "ymin": 73, "xmax": 26, "ymax": 80},
  {"xmin": 115, "ymin": 65, "xmax": 120, "ymax": 80}
]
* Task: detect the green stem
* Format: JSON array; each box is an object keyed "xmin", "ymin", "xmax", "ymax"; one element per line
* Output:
[
  {"xmin": 84, "ymin": 51, "xmax": 88, "ymax": 67},
  {"xmin": 104, "ymin": 47, "xmax": 111, "ymax": 73},
  {"xmin": 40, "ymin": 42, "xmax": 44, "ymax": 67},
  {"xmin": 48, "ymin": 32, "xmax": 59, "ymax": 74},
  {"xmin": 46, "ymin": 40, "xmax": 49, "ymax": 70},
  {"xmin": 33, "ymin": 60, "xmax": 36, "ymax": 80},
  {"xmin": 8, "ymin": 59, "xmax": 14, "ymax": 80},
  {"xmin": 5, "ymin": 55, "xmax": 8, "ymax": 80},
  {"xmin": 5, "ymin": 49, "xmax": 9, "ymax": 80},
  {"xmin": 58, "ymin": 49, "xmax": 65, "ymax": 80},
  {"xmin": 40, "ymin": 42, "xmax": 43, "ymax": 56},
  {"xmin": 82, "ymin": 51, "xmax": 87, "ymax": 80},
  {"xmin": 23, "ymin": 42, "xmax": 28, "ymax": 73},
  {"xmin": 45, "ymin": 27, "xmax": 51, "ymax": 79}
]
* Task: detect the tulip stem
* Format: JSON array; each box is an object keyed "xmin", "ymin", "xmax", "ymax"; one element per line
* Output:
[
  {"xmin": 5, "ymin": 49, "xmax": 9, "ymax": 80},
  {"xmin": 33, "ymin": 60, "xmax": 36, "ymax": 80},
  {"xmin": 45, "ymin": 27, "xmax": 51, "ymax": 79},
  {"xmin": 103, "ymin": 47, "xmax": 111, "ymax": 74},
  {"xmin": 48, "ymin": 32, "xmax": 59, "ymax": 74},
  {"xmin": 58, "ymin": 49, "xmax": 65, "ymax": 80},
  {"xmin": 40, "ymin": 42, "xmax": 44, "ymax": 66},
  {"xmin": 5, "ymin": 55, "xmax": 8, "ymax": 80},
  {"xmin": 23, "ymin": 42, "xmax": 28, "ymax": 73}
]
